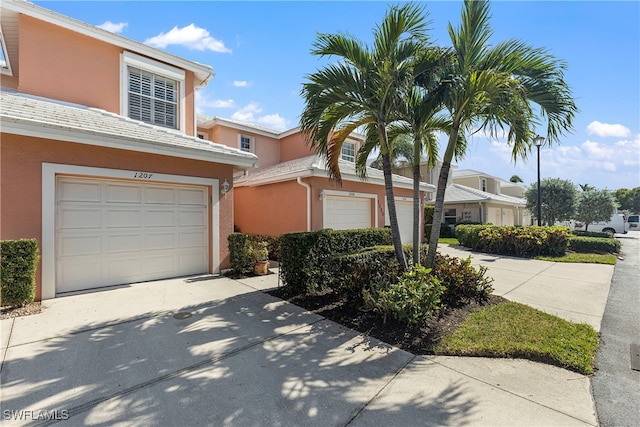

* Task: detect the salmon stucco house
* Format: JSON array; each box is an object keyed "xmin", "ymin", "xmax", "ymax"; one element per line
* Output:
[
  {"xmin": 1, "ymin": 0, "xmax": 435, "ymax": 301},
  {"xmin": 0, "ymin": 0, "xmax": 257, "ymax": 300},
  {"xmin": 196, "ymin": 116, "xmax": 436, "ymax": 244}
]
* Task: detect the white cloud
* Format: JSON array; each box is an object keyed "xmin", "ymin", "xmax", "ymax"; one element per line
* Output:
[
  {"xmin": 195, "ymin": 92, "xmax": 236, "ymax": 114},
  {"xmin": 230, "ymin": 103, "xmax": 289, "ymax": 131},
  {"xmin": 586, "ymin": 121, "xmax": 631, "ymax": 138},
  {"xmin": 257, "ymin": 114, "xmax": 288, "ymax": 131},
  {"xmin": 233, "ymin": 80, "xmax": 251, "ymax": 87},
  {"xmin": 97, "ymin": 21, "xmax": 127, "ymax": 33},
  {"xmin": 231, "ymin": 103, "xmax": 262, "ymax": 122},
  {"xmin": 144, "ymin": 24, "xmax": 231, "ymax": 53}
]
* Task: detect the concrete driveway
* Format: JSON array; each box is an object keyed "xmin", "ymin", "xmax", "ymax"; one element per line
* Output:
[{"xmin": 1, "ymin": 260, "xmax": 603, "ymax": 426}]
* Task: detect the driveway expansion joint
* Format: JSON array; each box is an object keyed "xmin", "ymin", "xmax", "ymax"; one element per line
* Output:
[
  {"xmin": 500, "ymin": 262, "xmax": 556, "ymax": 297},
  {"xmin": 0, "ymin": 317, "xmax": 15, "ymax": 373}
]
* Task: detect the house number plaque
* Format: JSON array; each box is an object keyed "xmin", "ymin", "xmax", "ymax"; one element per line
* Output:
[{"xmin": 133, "ymin": 172, "xmax": 154, "ymax": 179}]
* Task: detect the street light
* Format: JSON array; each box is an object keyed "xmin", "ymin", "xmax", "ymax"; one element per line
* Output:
[{"xmin": 534, "ymin": 135, "xmax": 545, "ymax": 226}]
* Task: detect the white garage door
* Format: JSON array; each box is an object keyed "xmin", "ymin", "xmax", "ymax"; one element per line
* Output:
[
  {"xmin": 503, "ymin": 209, "xmax": 514, "ymax": 226},
  {"xmin": 487, "ymin": 207, "xmax": 502, "ymax": 225},
  {"xmin": 387, "ymin": 200, "xmax": 414, "ymax": 244},
  {"xmin": 324, "ymin": 196, "xmax": 371, "ymax": 230},
  {"xmin": 56, "ymin": 177, "xmax": 209, "ymax": 293}
]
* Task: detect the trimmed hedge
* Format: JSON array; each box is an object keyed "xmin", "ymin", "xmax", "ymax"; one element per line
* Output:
[
  {"xmin": 1, "ymin": 239, "xmax": 39, "ymax": 306},
  {"xmin": 228, "ymin": 233, "xmax": 252, "ymax": 274},
  {"xmin": 279, "ymin": 228, "xmax": 392, "ymax": 294},
  {"xmin": 572, "ymin": 230, "xmax": 614, "ymax": 239},
  {"xmin": 328, "ymin": 245, "xmax": 493, "ymax": 307},
  {"xmin": 568, "ymin": 236, "xmax": 621, "ymax": 254},
  {"xmin": 456, "ymin": 225, "xmax": 571, "ymax": 257}
]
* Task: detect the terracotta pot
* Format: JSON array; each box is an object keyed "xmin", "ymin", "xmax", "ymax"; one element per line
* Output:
[{"xmin": 253, "ymin": 260, "xmax": 269, "ymax": 276}]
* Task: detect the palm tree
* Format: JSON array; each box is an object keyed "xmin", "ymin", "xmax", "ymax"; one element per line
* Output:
[
  {"xmin": 510, "ymin": 175, "xmax": 524, "ymax": 183},
  {"xmin": 300, "ymin": 3, "xmax": 430, "ymax": 270},
  {"xmin": 424, "ymin": 0, "xmax": 577, "ymax": 268}
]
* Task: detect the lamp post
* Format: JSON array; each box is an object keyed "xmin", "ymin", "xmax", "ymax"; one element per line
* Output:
[{"xmin": 534, "ymin": 135, "xmax": 545, "ymax": 226}]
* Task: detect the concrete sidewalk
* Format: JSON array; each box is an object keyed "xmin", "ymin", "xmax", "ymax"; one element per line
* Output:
[
  {"xmin": 437, "ymin": 245, "xmax": 614, "ymax": 331},
  {"xmin": 1, "ymin": 267, "xmax": 600, "ymax": 427}
]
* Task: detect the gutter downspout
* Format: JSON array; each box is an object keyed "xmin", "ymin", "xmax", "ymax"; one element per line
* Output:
[{"xmin": 297, "ymin": 177, "xmax": 311, "ymax": 231}]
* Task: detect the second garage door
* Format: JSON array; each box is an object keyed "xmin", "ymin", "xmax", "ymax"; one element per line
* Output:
[
  {"xmin": 324, "ymin": 196, "xmax": 372, "ymax": 230},
  {"xmin": 56, "ymin": 176, "xmax": 209, "ymax": 294},
  {"xmin": 387, "ymin": 200, "xmax": 414, "ymax": 244}
]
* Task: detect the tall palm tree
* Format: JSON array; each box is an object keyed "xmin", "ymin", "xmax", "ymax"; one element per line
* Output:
[
  {"xmin": 300, "ymin": 3, "xmax": 430, "ymax": 270},
  {"xmin": 424, "ymin": 0, "xmax": 577, "ymax": 268}
]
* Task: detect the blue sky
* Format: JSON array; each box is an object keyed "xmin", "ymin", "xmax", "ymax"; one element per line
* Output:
[{"xmin": 36, "ymin": 1, "xmax": 640, "ymax": 190}]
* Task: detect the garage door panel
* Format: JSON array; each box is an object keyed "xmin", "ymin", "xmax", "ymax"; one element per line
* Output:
[
  {"xmin": 146, "ymin": 210, "xmax": 175, "ymax": 227},
  {"xmin": 146, "ymin": 233, "xmax": 176, "ymax": 250},
  {"xmin": 179, "ymin": 211, "xmax": 206, "ymax": 227},
  {"xmin": 179, "ymin": 188, "xmax": 206, "ymax": 205},
  {"xmin": 146, "ymin": 187, "xmax": 175, "ymax": 204},
  {"xmin": 59, "ymin": 235, "xmax": 101, "ymax": 257},
  {"xmin": 106, "ymin": 234, "xmax": 144, "ymax": 254},
  {"xmin": 58, "ymin": 181, "xmax": 101, "ymax": 202},
  {"xmin": 106, "ymin": 184, "xmax": 142, "ymax": 204},
  {"xmin": 59, "ymin": 208, "xmax": 101, "ymax": 229},
  {"xmin": 56, "ymin": 177, "xmax": 209, "ymax": 294}
]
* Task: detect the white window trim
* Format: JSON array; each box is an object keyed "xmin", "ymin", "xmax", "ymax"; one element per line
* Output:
[
  {"xmin": 238, "ymin": 134, "xmax": 253, "ymax": 153},
  {"xmin": 341, "ymin": 141, "xmax": 356, "ymax": 162},
  {"xmin": 0, "ymin": 30, "xmax": 12, "ymax": 76},
  {"xmin": 320, "ymin": 189, "xmax": 378, "ymax": 229},
  {"xmin": 41, "ymin": 163, "xmax": 220, "ymax": 299},
  {"xmin": 120, "ymin": 51, "xmax": 186, "ymax": 132}
]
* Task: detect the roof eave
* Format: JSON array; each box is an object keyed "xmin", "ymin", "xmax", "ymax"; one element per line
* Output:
[{"xmin": 0, "ymin": 116, "xmax": 258, "ymax": 169}]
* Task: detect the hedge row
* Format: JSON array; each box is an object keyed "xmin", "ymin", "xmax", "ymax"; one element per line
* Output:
[
  {"xmin": 279, "ymin": 228, "xmax": 392, "ymax": 294},
  {"xmin": 328, "ymin": 245, "xmax": 493, "ymax": 307},
  {"xmin": 456, "ymin": 225, "xmax": 571, "ymax": 257},
  {"xmin": 572, "ymin": 230, "xmax": 614, "ymax": 239},
  {"xmin": 568, "ymin": 236, "xmax": 621, "ymax": 254},
  {"xmin": 1, "ymin": 239, "xmax": 39, "ymax": 306}
]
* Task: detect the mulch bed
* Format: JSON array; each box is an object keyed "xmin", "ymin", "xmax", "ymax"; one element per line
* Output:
[
  {"xmin": 268, "ymin": 287, "xmax": 505, "ymax": 354},
  {"xmin": 1, "ymin": 302, "xmax": 43, "ymax": 320}
]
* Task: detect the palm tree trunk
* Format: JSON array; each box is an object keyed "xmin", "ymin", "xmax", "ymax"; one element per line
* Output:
[
  {"xmin": 382, "ymin": 153, "xmax": 408, "ymax": 270},
  {"xmin": 412, "ymin": 141, "xmax": 421, "ymax": 265},
  {"xmin": 425, "ymin": 123, "xmax": 460, "ymax": 268}
]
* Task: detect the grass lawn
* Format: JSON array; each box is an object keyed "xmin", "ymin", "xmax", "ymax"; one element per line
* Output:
[
  {"xmin": 435, "ymin": 302, "xmax": 599, "ymax": 374},
  {"xmin": 536, "ymin": 252, "xmax": 617, "ymax": 265},
  {"xmin": 438, "ymin": 237, "xmax": 459, "ymax": 245}
]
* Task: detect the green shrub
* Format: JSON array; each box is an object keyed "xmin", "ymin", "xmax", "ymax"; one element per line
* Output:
[
  {"xmin": 247, "ymin": 234, "xmax": 281, "ymax": 261},
  {"xmin": 329, "ymin": 247, "xmax": 401, "ymax": 299},
  {"xmin": 568, "ymin": 236, "xmax": 621, "ymax": 254},
  {"xmin": 456, "ymin": 225, "xmax": 571, "ymax": 257},
  {"xmin": 572, "ymin": 230, "xmax": 614, "ymax": 239},
  {"xmin": 279, "ymin": 228, "xmax": 392, "ymax": 295},
  {"xmin": 364, "ymin": 265, "xmax": 444, "ymax": 324},
  {"xmin": 228, "ymin": 233, "xmax": 252, "ymax": 274},
  {"xmin": 433, "ymin": 254, "xmax": 493, "ymax": 306},
  {"xmin": 1, "ymin": 239, "xmax": 39, "ymax": 306},
  {"xmin": 440, "ymin": 224, "xmax": 455, "ymax": 238}
]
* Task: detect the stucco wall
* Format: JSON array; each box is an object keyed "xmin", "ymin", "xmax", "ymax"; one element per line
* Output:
[
  {"xmin": 233, "ymin": 181, "xmax": 307, "ymax": 236},
  {"xmin": 1, "ymin": 134, "xmax": 235, "ymax": 300},
  {"xmin": 17, "ymin": 15, "xmax": 197, "ymax": 136},
  {"xmin": 279, "ymin": 133, "xmax": 316, "ymax": 162}
]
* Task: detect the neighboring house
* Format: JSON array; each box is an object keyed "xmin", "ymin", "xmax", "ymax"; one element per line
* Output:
[
  {"xmin": 395, "ymin": 163, "xmax": 531, "ymax": 226},
  {"xmin": 446, "ymin": 169, "xmax": 531, "ymax": 226},
  {"xmin": 197, "ymin": 116, "xmax": 436, "ymax": 243},
  {"xmin": 0, "ymin": 0, "xmax": 257, "ymax": 300}
]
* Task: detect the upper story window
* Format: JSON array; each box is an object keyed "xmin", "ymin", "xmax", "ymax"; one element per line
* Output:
[
  {"xmin": 0, "ymin": 31, "xmax": 12, "ymax": 76},
  {"xmin": 240, "ymin": 135, "xmax": 251, "ymax": 152},
  {"xmin": 121, "ymin": 52, "xmax": 185, "ymax": 132},
  {"xmin": 127, "ymin": 67, "xmax": 177, "ymax": 129},
  {"xmin": 481, "ymin": 178, "xmax": 487, "ymax": 192},
  {"xmin": 341, "ymin": 142, "xmax": 355, "ymax": 162}
]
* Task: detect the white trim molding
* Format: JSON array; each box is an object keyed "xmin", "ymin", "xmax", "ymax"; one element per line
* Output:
[{"xmin": 41, "ymin": 163, "xmax": 220, "ymax": 299}]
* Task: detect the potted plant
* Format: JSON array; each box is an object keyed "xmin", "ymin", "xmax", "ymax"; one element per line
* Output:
[{"xmin": 248, "ymin": 241, "xmax": 269, "ymax": 275}]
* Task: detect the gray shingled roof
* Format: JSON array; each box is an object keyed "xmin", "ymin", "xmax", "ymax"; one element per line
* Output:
[
  {"xmin": 431, "ymin": 183, "xmax": 526, "ymax": 206},
  {"xmin": 0, "ymin": 90, "xmax": 257, "ymax": 167},
  {"xmin": 236, "ymin": 154, "xmax": 435, "ymax": 191}
]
